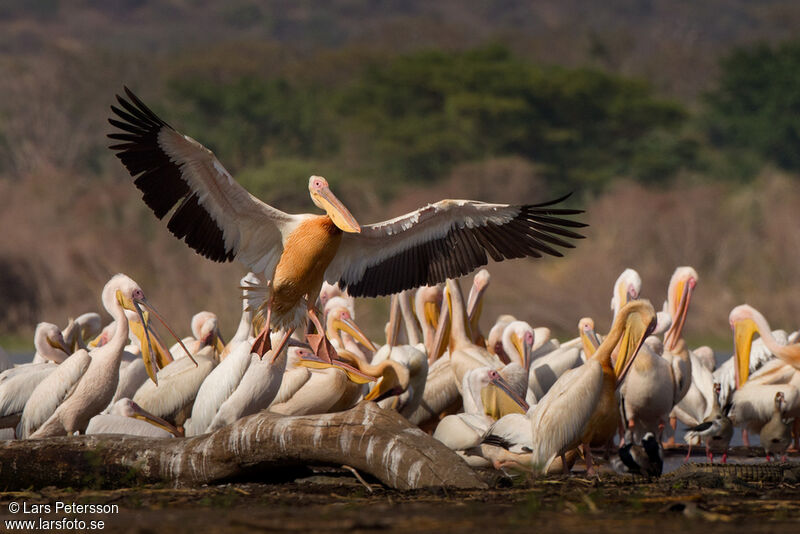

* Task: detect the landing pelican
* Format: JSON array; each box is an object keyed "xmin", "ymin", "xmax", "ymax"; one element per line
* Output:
[{"xmin": 109, "ymin": 88, "xmax": 585, "ymax": 363}]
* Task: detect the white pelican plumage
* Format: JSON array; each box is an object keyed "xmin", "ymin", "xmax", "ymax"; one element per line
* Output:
[
  {"xmin": 0, "ymin": 323, "xmax": 70, "ymax": 435},
  {"xmin": 366, "ymin": 292, "xmax": 429, "ymax": 418},
  {"xmin": 528, "ymin": 300, "xmax": 655, "ymax": 473},
  {"xmin": 672, "ymin": 346, "xmax": 717, "ymax": 428},
  {"xmin": 169, "ymin": 311, "xmax": 225, "ymax": 361},
  {"xmin": 132, "ymin": 345, "xmax": 217, "ymax": 426},
  {"xmin": 727, "ymin": 304, "xmax": 800, "ymax": 446},
  {"xmin": 86, "ymin": 397, "xmax": 181, "ymax": 438},
  {"xmin": 29, "ymin": 274, "xmax": 173, "ymax": 437},
  {"xmin": 30, "ymin": 322, "xmax": 70, "ymax": 364},
  {"xmin": 268, "ymin": 352, "xmax": 373, "ymax": 416},
  {"xmin": 109, "ymin": 88, "xmax": 585, "ymax": 363},
  {"xmin": 478, "ymin": 301, "xmax": 656, "ymax": 473},
  {"xmin": 621, "ymin": 267, "xmax": 697, "ymax": 440},
  {"xmin": 184, "ymin": 340, "xmax": 297, "ymax": 436},
  {"xmin": 433, "ymin": 366, "xmax": 528, "ymax": 466},
  {"xmin": 611, "ymin": 268, "xmax": 642, "ymax": 319}
]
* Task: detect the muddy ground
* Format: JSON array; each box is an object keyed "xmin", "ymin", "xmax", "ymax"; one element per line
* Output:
[{"xmin": 1, "ymin": 449, "xmax": 798, "ymax": 533}]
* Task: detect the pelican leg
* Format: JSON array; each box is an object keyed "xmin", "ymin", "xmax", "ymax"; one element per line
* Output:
[
  {"xmin": 684, "ymin": 444, "xmax": 692, "ymax": 462},
  {"xmin": 666, "ymin": 416, "xmax": 677, "ymax": 446},
  {"xmin": 561, "ymin": 452, "xmax": 569, "ymax": 475},
  {"xmin": 269, "ymin": 327, "xmax": 296, "ymax": 363},
  {"xmin": 307, "ymin": 306, "xmax": 325, "ymax": 336},
  {"xmin": 721, "ymin": 451, "xmax": 728, "ymax": 464},
  {"xmin": 742, "ymin": 429, "xmax": 750, "ymax": 447},
  {"xmin": 252, "ymin": 299, "xmax": 274, "ymax": 356},
  {"xmin": 306, "ymin": 333, "xmax": 337, "ymax": 363},
  {"xmin": 252, "ymin": 326, "xmax": 272, "ymax": 358},
  {"xmin": 583, "ymin": 443, "xmax": 596, "ymax": 476}
]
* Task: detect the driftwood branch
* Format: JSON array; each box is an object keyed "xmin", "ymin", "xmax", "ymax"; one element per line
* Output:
[{"xmin": 0, "ymin": 403, "xmax": 485, "ymax": 490}]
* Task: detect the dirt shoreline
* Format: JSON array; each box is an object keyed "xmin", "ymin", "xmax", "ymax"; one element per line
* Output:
[{"xmin": 1, "ymin": 455, "xmax": 798, "ymax": 534}]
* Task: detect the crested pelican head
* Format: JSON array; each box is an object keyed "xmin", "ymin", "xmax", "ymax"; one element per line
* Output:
[{"xmin": 308, "ymin": 175, "xmax": 361, "ymax": 233}]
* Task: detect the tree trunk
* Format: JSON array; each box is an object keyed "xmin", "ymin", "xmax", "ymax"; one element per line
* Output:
[{"xmin": 0, "ymin": 403, "xmax": 486, "ymax": 490}]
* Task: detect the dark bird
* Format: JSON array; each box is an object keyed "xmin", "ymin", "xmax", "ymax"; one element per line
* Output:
[{"xmin": 618, "ymin": 430, "xmax": 663, "ymax": 477}]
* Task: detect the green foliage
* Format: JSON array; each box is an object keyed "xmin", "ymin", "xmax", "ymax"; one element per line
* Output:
[
  {"xmin": 340, "ymin": 45, "xmax": 692, "ymax": 191},
  {"xmin": 167, "ymin": 75, "xmax": 338, "ymax": 173},
  {"xmin": 705, "ymin": 41, "xmax": 800, "ymax": 172},
  {"xmin": 164, "ymin": 44, "xmax": 695, "ymax": 195}
]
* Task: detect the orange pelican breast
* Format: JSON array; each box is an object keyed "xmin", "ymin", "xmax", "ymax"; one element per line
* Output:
[{"xmin": 271, "ymin": 216, "xmax": 342, "ymax": 327}]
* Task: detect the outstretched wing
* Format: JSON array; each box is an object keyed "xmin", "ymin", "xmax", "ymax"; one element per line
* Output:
[
  {"xmin": 325, "ymin": 197, "xmax": 586, "ymax": 298},
  {"xmin": 108, "ymin": 87, "xmax": 305, "ymax": 276}
]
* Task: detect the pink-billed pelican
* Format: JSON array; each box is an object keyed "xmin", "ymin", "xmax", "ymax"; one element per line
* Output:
[{"xmin": 109, "ymin": 88, "xmax": 585, "ymax": 364}]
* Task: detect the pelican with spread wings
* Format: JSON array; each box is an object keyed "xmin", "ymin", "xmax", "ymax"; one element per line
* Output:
[{"xmin": 108, "ymin": 87, "xmax": 586, "ymax": 364}]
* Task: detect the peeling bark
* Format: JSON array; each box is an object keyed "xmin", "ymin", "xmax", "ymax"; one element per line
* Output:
[{"xmin": 0, "ymin": 402, "xmax": 485, "ymax": 490}]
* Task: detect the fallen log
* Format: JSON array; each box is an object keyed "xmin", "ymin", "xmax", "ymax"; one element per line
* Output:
[{"xmin": 0, "ymin": 402, "xmax": 486, "ymax": 490}]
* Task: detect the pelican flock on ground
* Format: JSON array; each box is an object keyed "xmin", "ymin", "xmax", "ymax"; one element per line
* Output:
[{"xmin": 0, "ymin": 87, "xmax": 796, "ymax": 483}]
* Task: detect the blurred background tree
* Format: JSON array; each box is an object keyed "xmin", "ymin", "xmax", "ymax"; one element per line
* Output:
[
  {"xmin": 705, "ymin": 41, "xmax": 800, "ymax": 178},
  {"xmin": 1, "ymin": 0, "xmax": 800, "ymax": 350}
]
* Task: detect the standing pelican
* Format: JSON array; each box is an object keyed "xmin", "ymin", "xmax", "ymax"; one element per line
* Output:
[
  {"xmin": 728, "ymin": 304, "xmax": 800, "ymax": 447},
  {"xmin": 109, "ymin": 88, "xmax": 585, "ymax": 363},
  {"xmin": 528, "ymin": 300, "xmax": 656, "ymax": 473},
  {"xmin": 621, "ymin": 267, "xmax": 697, "ymax": 441},
  {"xmin": 478, "ymin": 301, "xmax": 656, "ymax": 473},
  {"xmin": 30, "ymin": 274, "xmax": 172, "ymax": 437}
]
